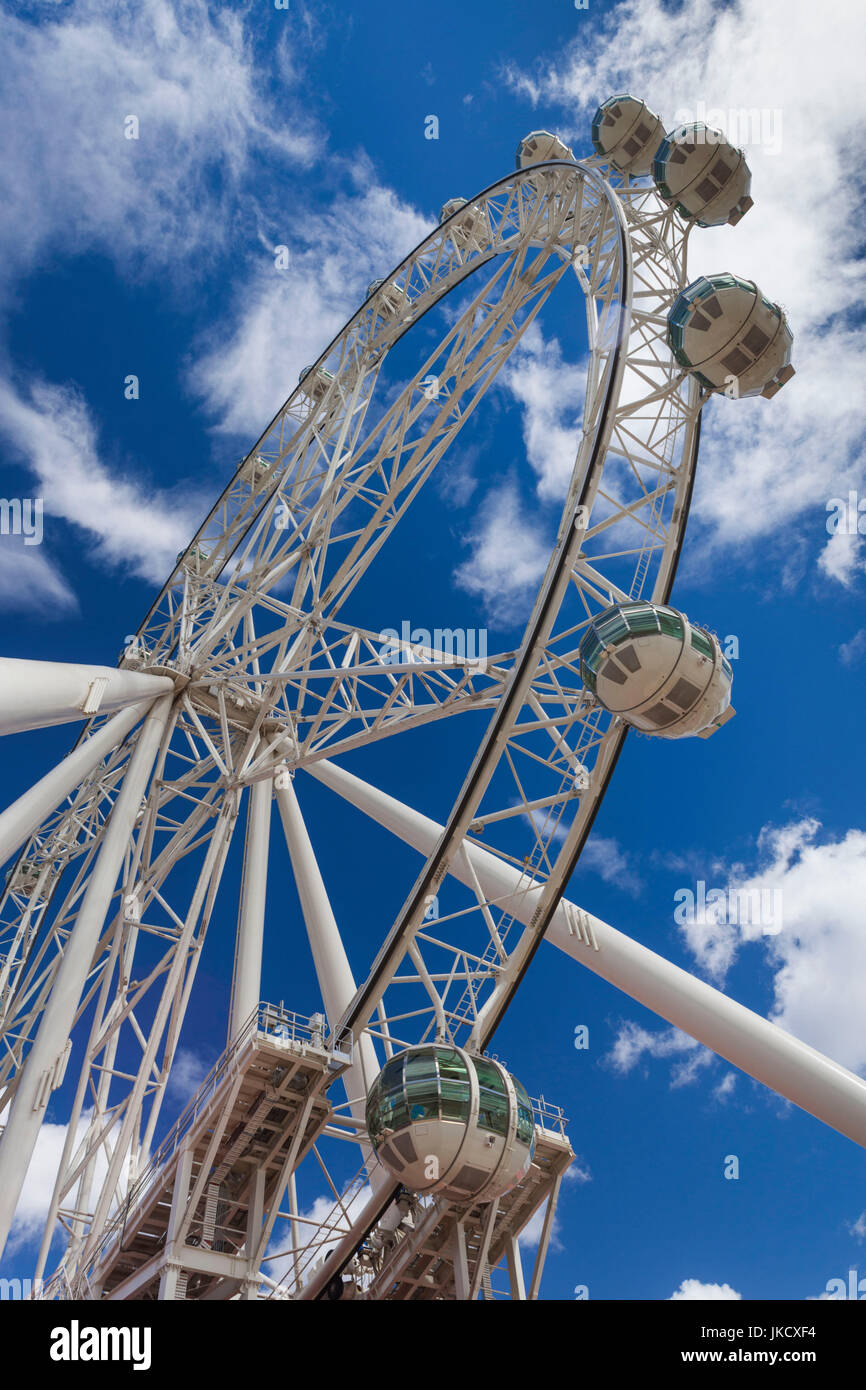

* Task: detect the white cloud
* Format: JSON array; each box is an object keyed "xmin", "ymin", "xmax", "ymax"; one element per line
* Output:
[
  {"xmin": 839, "ymin": 629, "xmax": 866, "ymax": 667},
  {"xmin": 0, "ymin": 379, "xmax": 203, "ymax": 590},
  {"xmin": 670, "ymin": 1278, "xmax": 742, "ymax": 1301},
  {"xmin": 580, "ymin": 835, "xmax": 641, "ymax": 895},
  {"xmin": 0, "ymin": 0, "xmax": 314, "ymax": 294},
  {"xmin": 264, "ymin": 1183, "xmax": 373, "ymax": 1293},
  {"xmin": 0, "ymin": 0, "xmax": 322, "ymax": 610},
  {"xmin": 608, "ymin": 1021, "xmax": 713, "ymax": 1089},
  {"xmin": 7, "ymin": 1106, "xmax": 125, "ymax": 1255},
  {"xmin": 820, "ymin": 532, "xmax": 866, "ymax": 589},
  {"xmin": 849, "ymin": 1212, "xmax": 866, "ymax": 1242},
  {"xmin": 448, "ymin": 327, "xmax": 587, "ymax": 618},
  {"xmin": 679, "ymin": 819, "xmax": 866, "ymax": 1075},
  {"xmin": 713, "ymin": 1072, "xmax": 737, "ymax": 1102},
  {"xmin": 6, "ymin": 1116, "xmax": 72, "ymax": 1253},
  {"xmin": 453, "ymin": 480, "xmax": 551, "ymax": 623},
  {"xmin": 499, "ymin": 325, "xmax": 587, "ymax": 502},
  {"xmin": 189, "ymin": 175, "xmax": 432, "ymax": 438},
  {"xmin": 165, "ymin": 1048, "xmax": 210, "ymax": 1103},
  {"xmin": 503, "ymin": 0, "xmax": 866, "ymax": 589},
  {"xmin": 0, "ymin": 535, "xmax": 78, "ymax": 617}
]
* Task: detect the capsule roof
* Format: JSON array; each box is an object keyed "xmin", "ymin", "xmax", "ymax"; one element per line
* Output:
[
  {"xmin": 515, "ymin": 130, "xmax": 573, "ymax": 167},
  {"xmin": 653, "ymin": 123, "xmax": 753, "ymax": 226},
  {"xmin": 591, "ymin": 95, "xmax": 665, "ymax": 174}
]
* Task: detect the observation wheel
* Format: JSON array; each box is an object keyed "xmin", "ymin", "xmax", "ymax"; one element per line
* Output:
[{"xmin": 0, "ymin": 97, "xmax": 811, "ymax": 1302}]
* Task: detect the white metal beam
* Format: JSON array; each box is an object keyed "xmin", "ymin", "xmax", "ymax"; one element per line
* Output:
[
  {"xmin": 0, "ymin": 700, "xmax": 151, "ymax": 867},
  {"xmin": 0, "ymin": 693, "xmax": 174, "ymax": 1258},
  {"xmin": 229, "ymin": 774, "xmax": 272, "ymax": 1042},
  {"xmin": 0, "ymin": 658, "xmax": 174, "ymax": 736},
  {"xmin": 305, "ymin": 757, "xmax": 866, "ymax": 1150},
  {"xmin": 275, "ymin": 776, "xmax": 380, "ymax": 1113}
]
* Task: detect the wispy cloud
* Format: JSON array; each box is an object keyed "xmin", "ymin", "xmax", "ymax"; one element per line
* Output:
[
  {"xmin": 676, "ymin": 818, "xmax": 866, "ymax": 1075},
  {"xmin": 0, "ymin": 0, "xmax": 315, "ymax": 296},
  {"xmin": 607, "ymin": 1020, "xmax": 713, "ymax": 1089},
  {"xmin": 189, "ymin": 172, "xmax": 432, "ymax": 439},
  {"xmin": 502, "ymin": 0, "xmax": 866, "ymax": 591},
  {"xmin": 453, "ymin": 479, "xmax": 552, "ymax": 623},
  {"xmin": 0, "ymin": 379, "xmax": 203, "ymax": 588},
  {"xmin": 0, "ymin": 0, "xmax": 322, "ymax": 614},
  {"xmin": 498, "ymin": 324, "xmax": 587, "ymax": 502},
  {"xmin": 580, "ymin": 835, "xmax": 642, "ymax": 895},
  {"xmin": 670, "ymin": 1278, "xmax": 742, "ymax": 1301},
  {"xmin": 0, "ymin": 535, "xmax": 78, "ymax": 617},
  {"xmin": 839, "ymin": 629, "xmax": 866, "ymax": 667}
]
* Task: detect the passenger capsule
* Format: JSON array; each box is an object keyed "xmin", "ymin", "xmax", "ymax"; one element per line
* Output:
[
  {"xmin": 4, "ymin": 860, "xmax": 40, "ymax": 898},
  {"xmin": 667, "ymin": 274, "xmax": 795, "ymax": 398},
  {"xmin": 366, "ymin": 278, "xmax": 405, "ymax": 318},
  {"xmin": 515, "ymin": 130, "xmax": 574, "ymax": 168},
  {"xmin": 438, "ymin": 197, "xmax": 488, "ymax": 247},
  {"xmin": 366, "ymin": 1044, "xmax": 536, "ymax": 1203},
  {"xmin": 591, "ymin": 95, "xmax": 665, "ymax": 175},
  {"xmin": 175, "ymin": 544, "xmax": 210, "ymax": 569},
  {"xmin": 298, "ymin": 364, "xmax": 336, "ymax": 401},
  {"xmin": 578, "ymin": 602, "xmax": 735, "ymax": 738},
  {"xmin": 653, "ymin": 123, "xmax": 753, "ymax": 226}
]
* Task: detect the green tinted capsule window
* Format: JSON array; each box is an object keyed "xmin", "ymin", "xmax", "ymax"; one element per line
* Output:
[
  {"xmin": 440, "ymin": 1079, "xmax": 471, "ymax": 1121},
  {"xmin": 596, "ymin": 610, "xmax": 630, "ymax": 645},
  {"xmin": 381, "ymin": 1094, "xmax": 410, "ymax": 1132},
  {"xmin": 405, "ymin": 1080, "xmax": 439, "ymax": 1122},
  {"xmin": 377, "ymin": 1055, "xmax": 405, "ymax": 1093},
  {"xmin": 624, "ymin": 606, "xmax": 660, "ymax": 637},
  {"xmin": 657, "ymin": 608, "xmax": 684, "ymax": 639},
  {"xmin": 512, "ymin": 1080, "xmax": 535, "ymax": 1146},
  {"xmin": 405, "ymin": 1052, "xmax": 439, "ymax": 1083},
  {"xmin": 366, "ymin": 1097, "xmax": 382, "ymax": 1139},
  {"xmin": 436, "ymin": 1049, "xmax": 470, "ymax": 1082},
  {"xmin": 474, "ymin": 1058, "xmax": 507, "ymax": 1094},
  {"xmin": 690, "ymin": 628, "xmax": 713, "ymax": 659},
  {"xmin": 478, "ymin": 1090, "xmax": 509, "ymax": 1137},
  {"xmin": 669, "ymin": 298, "xmax": 691, "ymax": 328},
  {"xmin": 580, "ymin": 628, "xmax": 604, "ymax": 670}
]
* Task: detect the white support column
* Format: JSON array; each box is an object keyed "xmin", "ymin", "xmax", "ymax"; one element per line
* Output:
[
  {"xmin": 0, "ymin": 692, "xmax": 173, "ymax": 1259},
  {"xmin": 288, "ymin": 1172, "xmax": 301, "ymax": 1295},
  {"xmin": 0, "ymin": 700, "xmax": 151, "ymax": 867},
  {"xmin": 229, "ymin": 775, "xmax": 272, "ymax": 1042},
  {"xmin": 241, "ymin": 1168, "xmax": 267, "ymax": 1301},
  {"xmin": 159, "ymin": 1143, "xmax": 195, "ymax": 1301},
  {"xmin": 451, "ymin": 1220, "xmax": 471, "ymax": 1301},
  {"xmin": 528, "ymin": 1174, "xmax": 562, "ymax": 1300},
  {"xmin": 0, "ymin": 658, "xmax": 174, "ymax": 737},
  {"xmin": 468, "ymin": 1195, "xmax": 499, "ymax": 1301},
  {"xmin": 274, "ymin": 777, "xmax": 380, "ymax": 1109},
  {"xmin": 506, "ymin": 1233, "xmax": 527, "ymax": 1300},
  {"xmin": 305, "ymin": 757, "xmax": 866, "ymax": 1151}
]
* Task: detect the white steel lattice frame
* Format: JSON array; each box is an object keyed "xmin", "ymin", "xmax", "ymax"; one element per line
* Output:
[{"xmin": 0, "ymin": 158, "xmax": 704, "ymax": 1297}]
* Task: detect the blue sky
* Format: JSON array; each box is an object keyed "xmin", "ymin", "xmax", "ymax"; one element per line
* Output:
[{"xmin": 1, "ymin": 0, "xmax": 865, "ymax": 1300}]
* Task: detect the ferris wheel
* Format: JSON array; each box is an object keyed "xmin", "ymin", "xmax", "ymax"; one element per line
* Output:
[{"xmin": 0, "ymin": 94, "xmax": 853, "ymax": 1303}]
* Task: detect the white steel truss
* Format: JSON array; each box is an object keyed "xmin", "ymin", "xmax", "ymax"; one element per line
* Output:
[{"xmin": 0, "ymin": 154, "xmax": 829, "ymax": 1301}]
